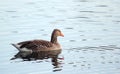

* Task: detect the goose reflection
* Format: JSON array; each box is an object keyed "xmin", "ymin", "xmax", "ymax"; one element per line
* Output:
[{"xmin": 11, "ymin": 50, "xmax": 63, "ymax": 70}]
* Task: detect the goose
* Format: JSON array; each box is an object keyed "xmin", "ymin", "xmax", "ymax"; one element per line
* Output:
[{"xmin": 12, "ymin": 29, "xmax": 64, "ymax": 52}]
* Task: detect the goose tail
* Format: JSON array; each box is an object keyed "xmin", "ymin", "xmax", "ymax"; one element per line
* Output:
[
  {"xmin": 11, "ymin": 43, "xmax": 20, "ymax": 51},
  {"xmin": 11, "ymin": 43, "xmax": 32, "ymax": 52}
]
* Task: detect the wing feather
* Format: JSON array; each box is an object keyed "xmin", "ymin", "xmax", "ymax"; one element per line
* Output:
[{"xmin": 18, "ymin": 40, "xmax": 53, "ymax": 50}]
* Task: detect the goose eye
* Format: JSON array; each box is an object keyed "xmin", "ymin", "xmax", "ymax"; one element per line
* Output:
[{"xmin": 57, "ymin": 31, "xmax": 61, "ymax": 35}]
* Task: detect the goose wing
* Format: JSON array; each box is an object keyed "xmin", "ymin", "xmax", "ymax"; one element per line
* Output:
[{"xmin": 18, "ymin": 40, "xmax": 53, "ymax": 50}]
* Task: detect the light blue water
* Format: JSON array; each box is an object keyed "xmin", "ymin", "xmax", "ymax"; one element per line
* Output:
[{"xmin": 0, "ymin": 0, "xmax": 120, "ymax": 74}]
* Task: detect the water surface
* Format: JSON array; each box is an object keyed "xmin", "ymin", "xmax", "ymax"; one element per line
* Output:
[{"xmin": 0, "ymin": 0, "xmax": 120, "ymax": 74}]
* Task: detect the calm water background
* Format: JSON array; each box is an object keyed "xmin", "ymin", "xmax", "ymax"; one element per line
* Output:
[{"xmin": 0, "ymin": 0, "xmax": 120, "ymax": 74}]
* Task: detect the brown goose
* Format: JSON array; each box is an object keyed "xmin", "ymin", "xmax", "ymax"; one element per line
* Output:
[{"xmin": 12, "ymin": 29, "xmax": 64, "ymax": 52}]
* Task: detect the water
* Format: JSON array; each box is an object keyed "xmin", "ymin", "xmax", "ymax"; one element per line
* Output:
[{"xmin": 0, "ymin": 0, "xmax": 120, "ymax": 74}]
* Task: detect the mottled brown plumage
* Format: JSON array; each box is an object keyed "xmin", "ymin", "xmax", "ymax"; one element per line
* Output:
[
  {"xmin": 12, "ymin": 29, "xmax": 64, "ymax": 52},
  {"xmin": 18, "ymin": 40, "xmax": 53, "ymax": 50}
]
